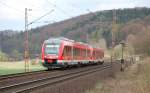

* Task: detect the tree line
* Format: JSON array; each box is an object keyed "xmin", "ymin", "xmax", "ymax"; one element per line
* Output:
[{"xmin": 1, "ymin": 7, "xmax": 150, "ymax": 61}]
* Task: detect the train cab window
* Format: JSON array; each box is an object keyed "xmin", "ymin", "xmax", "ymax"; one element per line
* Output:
[{"xmin": 45, "ymin": 44, "xmax": 60, "ymax": 55}]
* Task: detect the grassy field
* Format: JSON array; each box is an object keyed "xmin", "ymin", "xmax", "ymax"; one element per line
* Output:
[
  {"xmin": 86, "ymin": 58, "xmax": 150, "ymax": 93},
  {"xmin": 0, "ymin": 60, "xmax": 46, "ymax": 75}
]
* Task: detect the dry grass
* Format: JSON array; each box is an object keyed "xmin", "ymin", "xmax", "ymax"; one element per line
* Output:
[
  {"xmin": 86, "ymin": 58, "xmax": 150, "ymax": 93},
  {"xmin": 0, "ymin": 60, "xmax": 46, "ymax": 75}
]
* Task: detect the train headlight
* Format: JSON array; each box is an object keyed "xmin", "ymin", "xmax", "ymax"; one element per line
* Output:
[{"xmin": 42, "ymin": 60, "xmax": 44, "ymax": 63}]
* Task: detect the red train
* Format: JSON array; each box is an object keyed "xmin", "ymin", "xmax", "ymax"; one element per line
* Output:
[{"xmin": 41, "ymin": 37, "xmax": 104, "ymax": 69}]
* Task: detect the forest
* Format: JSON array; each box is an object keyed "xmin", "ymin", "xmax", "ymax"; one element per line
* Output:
[{"xmin": 1, "ymin": 7, "xmax": 150, "ymax": 60}]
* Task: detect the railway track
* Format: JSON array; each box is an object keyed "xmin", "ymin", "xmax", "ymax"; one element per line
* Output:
[
  {"xmin": 0, "ymin": 70, "xmax": 46, "ymax": 80},
  {"xmin": 0, "ymin": 70, "xmax": 63, "ymax": 88},
  {"xmin": 0, "ymin": 63, "xmax": 112, "ymax": 93}
]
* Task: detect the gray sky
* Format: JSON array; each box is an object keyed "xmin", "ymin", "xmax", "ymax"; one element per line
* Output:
[{"xmin": 0, "ymin": 0, "xmax": 150, "ymax": 31}]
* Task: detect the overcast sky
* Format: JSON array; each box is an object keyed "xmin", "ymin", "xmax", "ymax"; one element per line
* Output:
[{"xmin": 0, "ymin": 0, "xmax": 150, "ymax": 31}]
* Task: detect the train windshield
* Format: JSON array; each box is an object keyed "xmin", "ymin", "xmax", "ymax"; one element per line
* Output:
[{"xmin": 45, "ymin": 44, "xmax": 60, "ymax": 55}]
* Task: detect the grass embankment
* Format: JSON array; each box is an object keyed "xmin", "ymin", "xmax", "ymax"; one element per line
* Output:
[
  {"xmin": 86, "ymin": 58, "xmax": 150, "ymax": 93},
  {"xmin": 0, "ymin": 60, "xmax": 46, "ymax": 75}
]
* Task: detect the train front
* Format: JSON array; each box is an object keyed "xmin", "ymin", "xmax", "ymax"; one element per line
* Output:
[{"xmin": 41, "ymin": 38, "xmax": 62, "ymax": 69}]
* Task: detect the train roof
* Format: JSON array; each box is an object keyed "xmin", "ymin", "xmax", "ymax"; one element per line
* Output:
[
  {"xmin": 44, "ymin": 37, "xmax": 74, "ymax": 43},
  {"xmin": 44, "ymin": 37, "xmax": 103, "ymax": 50}
]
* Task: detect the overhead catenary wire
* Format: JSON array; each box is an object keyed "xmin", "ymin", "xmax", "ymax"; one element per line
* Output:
[
  {"xmin": 67, "ymin": 2, "xmax": 95, "ymax": 15},
  {"xmin": 0, "ymin": 1, "xmax": 24, "ymax": 15},
  {"xmin": 65, "ymin": 1, "xmax": 100, "ymax": 22},
  {"xmin": 67, "ymin": 2, "xmax": 90, "ymax": 14},
  {"xmin": 31, "ymin": 20, "xmax": 56, "ymax": 24},
  {"xmin": 0, "ymin": 1, "xmax": 39, "ymax": 20},
  {"xmin": 28, "ymin": 9, "xmax": 54, "ymax": 26},
  {"xmin": 45, "ymin": 0, "xmax": 73, "ymax": 18}
]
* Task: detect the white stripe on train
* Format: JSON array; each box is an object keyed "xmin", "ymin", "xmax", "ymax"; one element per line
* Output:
[{"xmin": 57, "ymin": 59, "xmax": 104, "ymax": 65}]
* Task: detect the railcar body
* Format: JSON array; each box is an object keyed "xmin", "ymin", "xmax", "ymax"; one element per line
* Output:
[{"xmin": 41, "ymin": 37, "xmax": 104, "ymax": 69}]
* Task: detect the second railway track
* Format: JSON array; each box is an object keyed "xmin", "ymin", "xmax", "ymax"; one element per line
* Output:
[
  {"xmin": 0, "ymin": 70, "xmax": 47, "ymax": 81},
  {"xmin": 0, "ymin": 63, "xmax": 112, "ymax": 93},
  {"xmin": 0, "ymin": 70, "xmax": 62, "ymax": 88}
]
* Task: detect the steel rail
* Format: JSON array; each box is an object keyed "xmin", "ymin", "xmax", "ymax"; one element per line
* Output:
[
  {"xmin": 15, "ymin": 65, "xmax": 111, "ymax": 93},
  {"xmin": 0, "ymin": 64, "xmax": 111, "ymax": 93},
  {"xmin": 0, "ymin": 70, "xmax": 47, "ymax": 81}
]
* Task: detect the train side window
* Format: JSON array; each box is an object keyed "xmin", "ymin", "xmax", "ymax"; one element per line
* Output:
[
  {"xmin": 77, "ymin": 48, "xmax": 80, "ymax": 58},
  {"xmin": 73, "ymin": 48, "xmax": 77, "ymax": 59},
  {"xmin": 83, "ymin": 49, "xmax": 86, "ymax": 57},
  {"xmin": 67, "ymin": 46, "xmax": 71, "ymax": 56},
  {"xmin": 62, "ymin": 46, "xmax": 72, "ymax": 59},
  {"xmin": 66, "ymin": 47, "xmax": 68, "ymax": 56},
  {"xmin": 62, "ymin": 46, "xmax": 67, "ymax": 58}
]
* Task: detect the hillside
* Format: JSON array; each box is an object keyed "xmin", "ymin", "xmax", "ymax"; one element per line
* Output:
[{"xmin": 1, "ymin": 7, "xmax": 150, "ymax": 59}]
